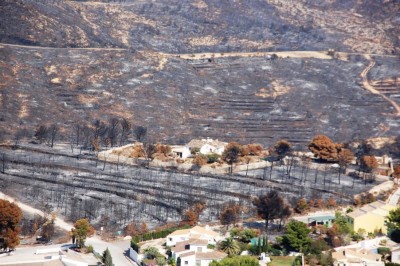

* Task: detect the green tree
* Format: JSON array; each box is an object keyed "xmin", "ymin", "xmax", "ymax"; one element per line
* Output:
[
  {"xmin": 130, "ymin": 241, "xmax": 140, "ymax": 253},
  {"xmin": 210, "ymin": 256, "xmax": 259, "ymax": 266},
  {"xmin": 377, "ymin": 247, "xmax": 391, "ymax": 262},
  {"xmin": 281, "ymin": 220, "xmax": 311, "ymax": 252},
  {"xmin": 71, "ymin": 218, "xmax": 95, "ymax": 248},
  {"xmin": 0, "ymin": 199, "xmax": 23, "ymax": 251},
  {"xmin": 102, "ymin": 247, "xmax": 113, "ymax": 266},
  {"xmin": 306, "ymin": 239, "xmax": 330, "ymax": 255},
  {"xmin": 222, "ymin": 142, "xmax": 242, "ymax": 174},
  {"xmin": 386, "ymin": 206, "xmax": 400, "ymax": 242},
  {"xmin": 207, "ymin": 153, "xmax": 220, "ymax": 163},
  {"xmin": 156, "ymin": 256, "xmax": 167, "ymax": 266},
  {"xmin": 217, "ymin": 237, "xmax": 241, "ymax": 257},
  {"xmin": 144, "ymin": 246, "xmax": 162, "ymax": 259},
  {"xmin": 168, "ymin": 258, "xmax": 176, "ymax": 266},
  {"xmin": 334, "ymin": 212, "xmax": 352, "ymax": 235}
]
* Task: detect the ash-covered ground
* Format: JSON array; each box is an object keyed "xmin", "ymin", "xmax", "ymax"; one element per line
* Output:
[
  {"xmin": 0, "ymin": 144, "xmax": 382, "ymax": 229},
  {"xmin": 1, "ymin": 0, "xmax": 400, "ymax": 148},
  {"xmin": 1, "ymin": 44, "xmax": 399, "ymax": 148}
]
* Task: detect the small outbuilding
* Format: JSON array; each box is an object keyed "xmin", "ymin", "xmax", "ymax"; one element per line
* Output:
[{"xmin": 307, "ymin": 215, "xmax": 335, "ymax": 227}]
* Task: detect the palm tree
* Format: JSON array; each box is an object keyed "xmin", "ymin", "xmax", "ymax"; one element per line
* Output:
[{"xmin": 218, "ymin": 237, "xmax": 240, "ymax": 257}]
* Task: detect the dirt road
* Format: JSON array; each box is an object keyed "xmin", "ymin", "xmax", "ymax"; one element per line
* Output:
[{"xmin": 360, "ymin": 55, "xmax": 400, "ymax": 116}]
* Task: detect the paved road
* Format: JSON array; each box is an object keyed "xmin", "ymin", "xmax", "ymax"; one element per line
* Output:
[
  {"xmin": 86, "ymin": 236, "xmax": 136, "ymax": 266},
  {"xmin": 0, "ymin": 191, "xmax": 136, "ymax": 266},
  {"xmin": 388, "ymin": 186, "xmax": 400, "ymax": 206}
]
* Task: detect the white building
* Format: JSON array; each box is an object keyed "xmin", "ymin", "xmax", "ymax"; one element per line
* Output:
[
  {"xmin": 171, "ymin": 146, "xmax": 192, "ymax": 159},
  {"xmin": 166, "ymin": 226, "xmax": 220, "ymax": 247},
  {"xmin": 391, "ymin": 246, "xmax": 400, "ymax": 264},
  {"xmin": 187, "ymin": 138, "xmax": 227, "ymax": 156},
  {"xmin": 332, "ymin": 248, "xmax": 384, "ymax": 266},
  {"xmin": 171, "ymin": 239, "xmax": 226, "ymax": 266}
]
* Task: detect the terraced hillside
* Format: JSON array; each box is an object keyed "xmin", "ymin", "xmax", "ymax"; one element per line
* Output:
[{"xmin": 0, "ymin": 0, "xmax": 399, "ymax": 148}]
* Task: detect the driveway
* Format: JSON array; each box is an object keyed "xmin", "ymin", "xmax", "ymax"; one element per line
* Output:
[{"xmin": 0, "ymin": 191, "xmax": 136, "ymax": 266}]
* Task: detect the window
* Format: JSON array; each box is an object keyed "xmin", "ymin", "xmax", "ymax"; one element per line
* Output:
[
  {"xmin": 169, "ymin": 238, "xmax": 173, "ymax": 241},
  {"xmin": 197, "ymin": 247, "xmax": 202, "ymax": 252},
  {"xmin": 185, "ymin": 261, "xmax": 188, "ymax": 265}
]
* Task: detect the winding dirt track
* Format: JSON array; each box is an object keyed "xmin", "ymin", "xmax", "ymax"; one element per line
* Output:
[{"xmin": 360, "ymin": 55, "xmax": 400, "ymax": 116}]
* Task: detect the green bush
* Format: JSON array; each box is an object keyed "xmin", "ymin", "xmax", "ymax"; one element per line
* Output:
[
  {"xmin": 236, "ymin": 241, "xmax": 249, "ymax": 253},
  {"xmin": 130, "ymin": 241, "xmax": 140, "ymax": 253},
  {"xmin": 378, "ymin": 247, "xmax": 391, "ymax": 255},
  {"xmin": 207, "ymin": 153, "xmax": 220, "ymax": 163},
  {"xmin": 131, "ymin": 225, "xmax": 191, "ymax": 243},
  {"xmin": 385, "ymin": 263, "xmax": 400, "ymax": 266},
  {"xmin": 269, "ymin": 248, "xmax": 283, "ymax": 256},
  {"xmin": 87, "ymin": 245, "xmax": 94, "ymax": 253},
  {"xmin": 191, "ymin": 147, "xmax": 200, "ymax": 155},
  {"xmin": 207, "ymin": 244, "xmax": 216, "ymax": 249},
  {"xmin": 210, "ymin": 256, "xmax": 259, "ymax": 266},
  {"xmin": 351, "ymin": 232, "xmax": 363, "ymax": 242}
]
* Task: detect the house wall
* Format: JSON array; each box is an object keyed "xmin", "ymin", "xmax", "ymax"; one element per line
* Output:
[
  {"xmin": 167, "ymin": 235, "xmax": 189, "ymax": 246},
  {"xmin": 189, "ymin": 234, "xmax": 217, "ymax": 245},
  {"xmin": 200, "ymin": 144, "xmax": 217, "ymax": 155},
  {"xmin": 189, "ymin": 244, "xmax": 206, "ymax": 253},
  {"xmin": 392, "ymin": 250, "xmax": 400, "ymax": 264},
  {"xmin": 171, "ymin": 147, "xmax": 191, "ymax": 159},
  {"xmin": 180, "ymin": 254, "xmax": 196, "ymax": 266},
  {"xmin": 199, "ymin": 259, "xmax": 213, "ymax": 266},
  {"xmin": 354, "ymin": 213, "xmax": 387, "ymax": 234}
]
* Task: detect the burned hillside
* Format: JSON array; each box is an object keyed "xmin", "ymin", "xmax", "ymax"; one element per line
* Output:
[{"xmin": 0, "ymin": 0, "xmax": 399, "ymax": 148}]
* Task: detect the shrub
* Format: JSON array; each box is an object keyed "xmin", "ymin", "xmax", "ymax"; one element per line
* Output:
[
  {"xmin": 377, "ymin": 247, "xmax": 391, "ymax": 255},
  {"xmin": 295, "ymin": 198, "xmax": 308, "ymax": 213},
  {"xmin": 247, "ymin": 144, "xmax": 263, "ymax": 156},
  {"xmin": 207, "ymin": 153, "xmax": 220, "ymax": 163},
  {"xmin": 131, "ymin": 241, "xmax": 140, "ymax": 253},
  {"xmin": 191, "ymin": 147, "xmax": 200, "ymax": 155},
  {"xmin": 87, "ymin": 245, "xmax": 94, "ymax": 253},
  {"xmin": 156, "ymin": 144, "xmax": 171, "ymax": 155},
  {"xmin": 193, "ymin": 154, "xmax": 208, "ymax": 167}
]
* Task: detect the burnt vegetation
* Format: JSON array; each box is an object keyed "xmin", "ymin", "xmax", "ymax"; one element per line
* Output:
[{"xmin": 0, "ymin": 0, "xmax": 399, "ymax": 231}]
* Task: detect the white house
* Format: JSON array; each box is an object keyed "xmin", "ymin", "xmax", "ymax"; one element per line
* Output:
[
  {"xmin": 332, "ymin": 248, "xmax": 384, "ymax": 266},
  {"xmin": 171, "ymin": 239, "xmax": 226, "ymax": 266},
  {"xmin": 195, "ymin": 251, "xmax": 227, "ymax": 266},
  {"xmin": 178, "ymin": 251, "xmax": 196, "ymax": 266},
  {"xmin": 171, "ymin": 146, "xmax": 191, "ymax": 159},
  {"xmin": 200, "ymin": 143, "xmax": 224, "ymax": 155},
  {"xmin": 391, "ymin": 246, "xmax": 400, "ymax": 264},
  {"xmin": 166, "ymin": 226, "xmax": 220, "ymax": 246},
  {"xmin": 187, "ymin": 138, "xmax": 227, "ymax": 156},
  {"xmin": 172, "ymin": 239, "xmax": 208, "ymax": 259}
]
